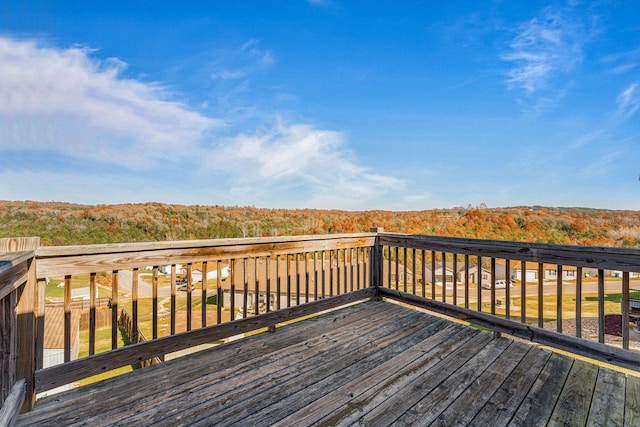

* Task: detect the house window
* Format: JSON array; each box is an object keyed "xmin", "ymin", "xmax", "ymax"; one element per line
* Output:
[
  {"xmin": 546, "ymin": 269, "xmax": 557, "ymax": 276},
  {"xmin": 565, "ymin": 270, "xmax": 576, "ymax": 277}
]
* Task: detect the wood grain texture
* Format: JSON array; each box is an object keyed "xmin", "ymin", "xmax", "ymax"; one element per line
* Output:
[
  {"xmin": 34, "ymin": 288, "xmax": 374, "ymax": 392},
  {"xmin": 35, "ymin": 235, "xmax": 376, "ymax": 278},
  {"xmin": 379, "ymin": 233, "xmax": 640, "ymax": 271},
  {"xmin": 548, "ymin": 359, "xmax": 599, "ymax": 427},
  {"xmin": 17, "ymin": 301, "xmax": 640, "ymax": 427},
  {"xmin": 380, "ymin": 287, "xmax": 640, "ymax": 372}
]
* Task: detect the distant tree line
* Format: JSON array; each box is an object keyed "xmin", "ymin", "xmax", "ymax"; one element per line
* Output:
[{"xmin": 1, "ymin": 201, "xmax": 640, "ymax": 248}]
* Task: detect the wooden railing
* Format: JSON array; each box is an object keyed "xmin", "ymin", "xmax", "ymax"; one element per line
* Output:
[
  {"xmin": 377, "ymin": 233, "xmax": 640, "ymax": 371},
  {"xmin": 2, "ymin": 231, "xmax": 640, "ymax": 416},
  {"xmin": 32, "ymin": 233, "xmax": 376, "ymax": 394}
]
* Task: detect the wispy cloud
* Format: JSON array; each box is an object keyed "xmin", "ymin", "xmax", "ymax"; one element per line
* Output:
[
  {"xmin": 601, "ymin": 47, "xmax": 640, "ymax": 75},
  {"xmin": 0, "ymin": 36, "xmax": 405, "ymax": 209},
  {"xmin": 502, "ymin": 6, "xmax": 595, "ymax": 96},
  {"xmin": 207, "ymin": 122, "xmax": 405, "ymax": 209},
  {"xmin": 0, "ymin": 38, "xmax": 219, "ymax": 167},
  {"xmin": 616, "ymin": 82, "xmax": 640, "ymax": 121}
]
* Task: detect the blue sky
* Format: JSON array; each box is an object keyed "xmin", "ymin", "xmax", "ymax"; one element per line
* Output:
[{"xmin": 1, "ymin": 1, "xmax": 639, "ymax": 210}]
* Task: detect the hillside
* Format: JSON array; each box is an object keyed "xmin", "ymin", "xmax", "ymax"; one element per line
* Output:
[{"xmin": 1, "ymin": 201, "xmax": 640, "ymax": 248}]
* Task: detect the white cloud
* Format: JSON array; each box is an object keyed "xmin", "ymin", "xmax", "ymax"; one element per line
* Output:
[
  {"xmin": 502, "ymin": 7, "xmax": 593, "ymax": 95},
  {"xmin": 0, "ymin": 37, "xmax": 220, "ymax": 167},
  {"xmin": 207, "ymin": 122, "xmax": 405, "ymax": 209},
  {"xmin": 0, "ymin": 36, "xmax": 407, "ymax": 210},
  {"xmin": 616, "ymin": 82, "xmax": 640, "ymax": 121}
]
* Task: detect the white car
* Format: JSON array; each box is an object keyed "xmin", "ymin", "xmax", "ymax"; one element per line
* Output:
[{"xmin": 482, "ymin": 280, "xmax": 512, "ymax": 289}]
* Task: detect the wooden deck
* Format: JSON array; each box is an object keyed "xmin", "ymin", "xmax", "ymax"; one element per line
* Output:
[{"xmin": 18, "ymin": 300, "xmax": 640, "ymax": 426}]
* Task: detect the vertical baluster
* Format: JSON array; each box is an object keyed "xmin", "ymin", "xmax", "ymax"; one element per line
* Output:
[
  {"xmin": 410, "ymin": 248, "xmax": 415, "ymax": 295},
  {"xmin": 350, "ymin": 248, "xmax": 354, "ymax": 293},
  {"xmin": 464, "ymin": 254, "xmax": 469, "ymax": 309},
  {"xmin": 576, "ymin": 266, "xmax": 582, "ymax": 338},
  {"xmin": 395, "ymin": 247, "xmax": 399, "ymax": 291},
  {"xmin": 266, "ymin": 256, "xmax": 271, "ymax": 312},
  {"xmin": 295, "ymin": 254, "xmax": 301, "ymax": 305},
  {"xmin": 431, "ymin": 252, "xmax": 436, "ymax": 300},
  {"xmin": 230, "ymin": 259, "xmax": 236, "ymax": 320},
  {"xmin": 89, "ymin": 273, "xmax": 96, "ymax": 356},
  {"xmin": 421, "ymin": 250, "xmax": 426, "ymax": 297},
  {"xmin": 505, "ymin": 260, "xmax": 510, "ymax": 319},
  {"xmin": 242, "ymin": 257, "xmax": 249, "ymax": 319},
  {"xmin": 520, "ymin": 260, "xmax": 527, "ymax": 323},
  {"xmin": 243, "ymin": 258, "xmax": 248, "ymax": 318},
  {"xmin": 321, "ymin": 251, "xmax": 326, "ymax": 298},
  {"xmin": 170, "ymin": 264, "xmax": 176, "ymax": 335},
  {"xmin": 329, "ymin": 250, "xmax": 334, "ymax": 297},
  {"xmin": 477, "ymin": 256, "xmax": 482, "ymax": 312},
  {"xmin": 536, "ymin": 262, "xmax": 542, "ymax": 327},
  {"xmin": 275, "ymin": 256, "xmax": 280, "ymax": 310},
  {"xmin": 441, "ymin": 252, "xmax": 446, "ymax": 304},
  {"xmin": 490, "ymin": 258, "xmax": 496, "ymax": 315},
  {"xmin": 598, "ymin": 269, "xmax": 605, "ymax": 343},
  {"xmin": 337, "ymin": 250, "xmax": 342, "ymax": 295},
  {"xmin": 202, "ymin": 261, "xmax": 208, "ymax": 327},
  {"xmin": 216, "ymin": 260, "xmax": 223, "ymax": 323},
  {"xmin": 152, "ymin": 267, "xmax": 158, "ymax": 339},
  {"xmin": 313, "ymin": 252, "xmax": 318, "ymax": 298},
  {"xmin": 254, "ymin": 257, "xmax": 260, "ymax": 315},
  {"xmin": 286, "ymin": 254, "xmax": 292, "ymax": 307},
  {"xmin": 557, "ymin": 264, "xmax": 563, "ymax": 333},
  {"xmin": 186, "ymin": 263, "xmax": 192, "ymax": 332},
  {"xmin": 387, "ymin": 247, "xmax": 391, "ymax": 290},
  {"xmin": 403, "ymin": 247, "xmax": 408, "ymax": 293},
  {"xmin": 343, "ymin": 249, "xmax": 348, "ymax": 294},
  {"xmin": 304, "ymin": 252, "xmax": 309, "ymax": 302},
  {"xmin": 452, "ymin": 254, "xmax": 457, "ymax": 305},
  {"xmin": 112, "ymin": 271, "xmax": 119, "ymax": 349},
  {"xmin": 64, "ymin": 275, "xmax": 71, "ymax": 362},
  {"xmin": 363, "ymin": 247, "xmax": 369, "ymax": 288},
  {"xmin": 622, "ymin": 271, "xmax": 630, "ymax": 350},
  {"xmin": 132, "ymin": 268, "xmax": 139, "ymax": 343},
  {"xmin": 356, "ymin": 248, "xmax": 361, "ymax": 291}
]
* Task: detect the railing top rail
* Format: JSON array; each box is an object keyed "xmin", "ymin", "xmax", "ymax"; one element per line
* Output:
[
  {"xmin": 34, "ymin": 233, "xmax": 377, "ymax": 278},
  {"xmin": 35, "ymin": 232, "xmax": 377, "ymax": 257},
  {"xmin": 379, "ymin": 232, "xmax": 640, "ymax": 271},
  {"xmin": 0, "ymin": 251, "xmax": 33, "ymax": 300}
]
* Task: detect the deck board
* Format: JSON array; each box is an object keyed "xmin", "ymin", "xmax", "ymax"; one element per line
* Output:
[{"xmin": 17, "ymin": 300, "xmax": 640, "ymax": 427}]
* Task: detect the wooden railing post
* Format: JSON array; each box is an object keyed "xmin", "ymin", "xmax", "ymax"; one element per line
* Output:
[
  {"xmin": 0, "ymin": 237, "xmax": 40, "ymax": 412},
  {"xmin": 370, "ymin": 228, "xmax": 384, "ymax": 300}
]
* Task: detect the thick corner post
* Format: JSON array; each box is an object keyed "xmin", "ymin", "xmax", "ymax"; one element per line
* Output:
[
  {"xmin": 0, "ymin": 237, "xmax": 40, "ymax": 412},
  {"xmin": 370, "ymin": 228, "xmax": 384, "ymax": 301}
]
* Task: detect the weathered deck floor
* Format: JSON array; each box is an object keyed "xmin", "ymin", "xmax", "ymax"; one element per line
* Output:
[{"xmin": 18, "ymin": 300, "xmax": 640, "ymax": 426}]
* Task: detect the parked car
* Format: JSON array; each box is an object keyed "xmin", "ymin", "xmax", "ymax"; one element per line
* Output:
[{"xmin": 482, "ymin": 280, "xmax": 512, "ymax": 289}]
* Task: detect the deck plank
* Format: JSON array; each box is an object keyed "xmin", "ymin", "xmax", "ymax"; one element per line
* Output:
[
  {"xmin": 587, "ymin": 367, "xmax": 626, "ymax": 426},
  {"xmin": 72, "ymin": 302, "xmax": 415, "ymax": 426},
  {"xmin": 547, "ymin": 359, "xmax": 599, "ymax": 427},
  {"xmin": 130, "ymin": 308, "xmax": 436, "ymax": 426},
  {"xmin": 625, "ymin": 374, "xmax": 640, "ymax": 427},
  {"xmin": 20, "ymin": 301, "xmax": 393, "ymax": 426},
  {"xmin": 415, "ymin": 340, "xmax": 531, "ymax": 427},
  {"xmin": 509, "ymin": 353, "xmax": 573, "ymax": 426},
  {"xmin": 287, "ymin": 329, "xmax": 491, "ymax": 426},
  {"xmin": 370, "ymin": 336, "xmax": 514, "ymax": 426},
  {"xmin": 467, "ymin": 345, "xmax": 552, "ymax": 426},
  {"xmin": 194, "ymin": 319, "xmax": 455, "ymax": 427},
  {"xmin": 218, "ymin": 320, "xmax": 461, "ymax": 427},
  {"xmin": 16, "ymin": 301, "xmax": 640, "ymax": 427}
]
